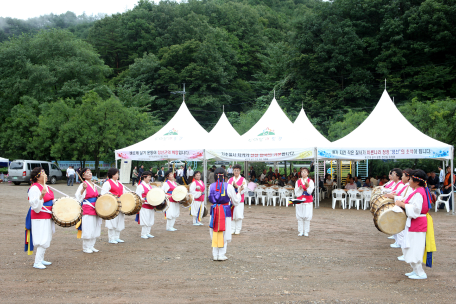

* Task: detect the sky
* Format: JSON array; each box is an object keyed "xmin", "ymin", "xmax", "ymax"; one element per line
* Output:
[{"xmin": 1, "ymin": 0, "xmax": 159, "ymax": 20}]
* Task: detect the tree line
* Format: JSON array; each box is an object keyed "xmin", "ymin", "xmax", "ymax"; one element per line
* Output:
[{"xmin": 0, "ymin": 0, "xmax": 455, "ymax": 172}]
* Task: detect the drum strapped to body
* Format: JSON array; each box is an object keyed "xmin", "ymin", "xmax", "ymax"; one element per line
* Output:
[
  {"xmin": 172, "ymin": 185, "xmax": 188, "ymax": 202},
  {"xmin": 96, "ymin": 193, "xmax": 121, "ymax": 220},
  {"xmin": 120, "ymin": 192, "xmax": 142, "ymax": 215},
  {"xmin": 202, "ymin": 204, "xmax": 208, "ymax": 218},
  {"xmin": 154, "ymin": 197, "xmax": 170, "ymax": 212},
  {"xmin": 181, "ymin": 194, "xmax": 193, "ymax": 208},
  {"xmin": 370, "ymin": 195, "xmax": 406, "ymax": 235},
  {"xmin": 146, "ymin": 188, "xmax": 166, "ymax": 206},
  {"xmin": 52, "ymin": 197, "xmax": 82, "ymax": 227}
]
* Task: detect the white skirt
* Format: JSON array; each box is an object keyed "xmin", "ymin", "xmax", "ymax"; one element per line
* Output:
[
  {"xmin": 166, "ymin": 202, "xmax": 180, "ymax": 220},
  {"xmin": 31, "ymin": 219, "xmax": 53, "ymax": 248},
  {"xmin": 296, "ymin": 203, "xmax": 313, "ymax": 221},
  {"xmin": 105, "ymin": 212, "xmax": 125, "ymax": 231},
  {"xmin": 81, "ymin": 215, "xmax": 102, "ymax": 239},
  {"xmin": 232, "ymin": 203, "xmax": 244, "ymax": 220},
  {"xmin": 209, "ymin": 216, "xmax": 232, "ymax": 243},
  {"xmin": 139, "ymin": 208, "xmax": 155, "ymax": 227},
  {"xmin": 403, "ymin": 231, "xmax": 426, "ymax": 264},
  {"xmin": 190, "ymin": 200, "xmax": 204, "ymax": 217}
]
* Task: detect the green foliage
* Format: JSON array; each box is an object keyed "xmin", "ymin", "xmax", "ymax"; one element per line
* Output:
[{"xmin": 327, "ymin": 110, "xmax": 368, "ymax": 141}]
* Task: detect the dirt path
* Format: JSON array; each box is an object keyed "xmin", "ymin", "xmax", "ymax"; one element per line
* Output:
[{"xmin": 1, "ymin": 182, "xmax": 455, "ymax": 303}]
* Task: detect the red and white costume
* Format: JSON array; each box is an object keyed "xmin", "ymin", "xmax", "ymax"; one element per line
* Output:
[
  {"xmin": 228, "ymin": 175, "xmax": 247, "ymax": 234},
  {"xmin": 392, "ymin": 183, "xmax": 414, "ymax": 247},
  {"xmin": 101, "ymin": 179, "xmax": 125, "ymax": 242},
  {"xmin": 294, "ymin": 177, "xmax": 315, "ymax": 236},
  {"xmin": 75, "ymin": 181, "xmax": 101, "ymax": 252},
  {"xmin": 28, "ymin": 183, "xmax": 55, "ymax": 266},
  {"xmin": 162, "ymin": 180, "xmax": 179, "ymax": 231},
  {"xmin": 136, "ymin": 182, "xmax": 155, "ymax": 237},
  {"xmin": 189, "ymin": 179, "xmax": 205, "ymax": 225}
]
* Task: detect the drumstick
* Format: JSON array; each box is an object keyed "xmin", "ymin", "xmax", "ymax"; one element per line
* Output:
[{"xmin": 47, "ymin": 185, "xmax": 70, "ymax": 197}]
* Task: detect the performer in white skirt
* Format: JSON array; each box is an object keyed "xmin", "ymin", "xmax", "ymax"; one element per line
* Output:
[
  {"xmin": 189, "ymin": 171, "xmax": 205, "ymax": 226},
  {"xmin": 75, "ymin": 168, "xmax": 102, "ymax": 253},
  {"xmin": 228, "ymin": 164, "xmax": 247, "ymax": 235},
  {"xmin": 101, "ymin": 168, "xmax": 125, "ymax": 244},
  {"xmin": 209, "ymin": 167, "xmax": 242, "ymax": 261},
  {"xmin": 135, "ymin": 171, "xmax": 155, "ymax": 239},
  {"xmin": 291, "ymin": 168, "xmax": 315, "ymax": 237},
  {"xmin": 25, "ymin": 167, "xmax": 55, "ymax": 269},
  {"xmin": 394, "ymin": 169, "xmax": 435, "ymax": 280},
  {"xmin": 162, "ymin": 170, "xmax": 180, "ymax": 231},
  {"xmin": 381, "ymin": 168, "xmax": 404, "ymax": 247},
  {"xmin": 384, "ymin": 168, "xmax": 414, "ymax": 259}
]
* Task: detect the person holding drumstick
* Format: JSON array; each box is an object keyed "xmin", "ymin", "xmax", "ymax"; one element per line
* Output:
[
  {"xmin": 135, "ymin": 171, "xmax": 155, "ymax": 239},
  {"xmin": 228, "ymin": 164, "xmax": 248, "ymax": 235},
  {"xmin": 189, "ymin": 171, "xmax": 205, "ymax": 226},
  {"xmin": 394, "ymin": 169, "xmax": 435, "ymax": 280},
  {"xmin": 101, "ymin": 168, "xmax": 125, "ymax": 244},
  {"xmin": 25, "ymin": 167, "xmax": 55, "ymax": 269},
  {"xmin": 162, "ymin": 170, "xmax": 180, "ymax": 231},
  {"xmin": 75, "ymin": 168, "xmax": 101, "ymax": 253},
  {"xmin": 292, "ymin": 167, "xmax": 315, "ymax": 237}
]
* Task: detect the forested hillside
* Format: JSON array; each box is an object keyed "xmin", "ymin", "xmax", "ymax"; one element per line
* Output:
[{"xmin": 1, "ymin": 0, "xmax": 455, "ymax": 163}]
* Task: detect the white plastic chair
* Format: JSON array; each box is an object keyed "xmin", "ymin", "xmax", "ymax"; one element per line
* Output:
[
  {"xmin": 347, "ymin": 190, "xmax": 362, "ymax": 210},
  {"xmin": 362, "ymin": 190, "xmax": 372, "ymax": 210},
  {"xmin": 265, "ymin": 188, "xmax": 279, "ymax": 206},
  {"xmin": 435, "ymin": 192, "xmax": 451, "ymax": 212},
  {"xmin": 255, "ymin": 188, "xmax": 267, "ymax": 206},
  {"xmin": 280, "ymin": 190, "xmax": 294, "ymax": 207},
  {"xmin": 332, "ymin": 189, "xmax": 346, "ymax": 209},
  {"xmin": 245, "ymin": 191, "xmax": 255, "ymax": 206}
]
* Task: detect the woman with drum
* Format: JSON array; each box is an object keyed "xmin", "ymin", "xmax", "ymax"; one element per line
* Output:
[
  {"xmin": 101, "ymin": 168, "xmax": 125, "ymax": 244},
  {"xmin": 394, "ymin": 169, "xmax": 435, "ymax": 280},
  {"xmin": 25, "ymin": 167, "xmax": 55, "ymax": 269},
  {"xmin": 75, "ymin": 168, "xmax": 101, "ymax": 253},
  {"xmin": 189, "ymin": 171, "xmax": 205, "ymax": 226},
  {"xmin": 292, "ymin": 167, "xmax": 315, "ymax": 237},
  {"xmin": 162, "ymin": 170, "xmax": 180, "ymax": 231},
  {"xmin": 135, "ymin": 171, "xmax": 155, "ymax": 239}
]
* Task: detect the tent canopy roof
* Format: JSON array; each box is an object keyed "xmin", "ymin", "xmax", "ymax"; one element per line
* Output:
[
  {"xmin": 293, "ymin": 108, "xmax": 331, "ymax": 146},
  {"xmin": 0, "ymin": 157, "xmax": 8, "ymax": 162}
]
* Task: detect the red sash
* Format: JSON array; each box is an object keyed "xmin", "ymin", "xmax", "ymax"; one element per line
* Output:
[
  {"xmin": 193, "ymin": 180, "xmax": 205, "ymax": 202},
  {"xmin": 404, "ymin": 187, "xmax": 428, "ymax": 232},
  {"xmin": 141, "ymin": 183, "xmax": 154, "ymax": 210},
  {"xmin": 297, "ymin": 178, "xmax": 313, "ymax": 203},
  {"xmin": 30, "ymin": 183, "xmax": 54, "ymax": 219}
]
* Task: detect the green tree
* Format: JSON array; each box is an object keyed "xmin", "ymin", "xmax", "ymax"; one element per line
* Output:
[{"xmin": 327, "ymin": 110, "xmax": 368, "ymax": 141}]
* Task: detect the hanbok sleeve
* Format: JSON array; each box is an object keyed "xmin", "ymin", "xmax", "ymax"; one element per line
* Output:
[
  {"xmin": 240, "ymin": 178, "xmax": 248, "ymax": 195},
  {"xmin": 136, "ymin": 184, "xmax": 144, "ymax": 197},
  {"xmin": 306, "ymin": 179, "xmax": 315, "ymax": 195},
  {"xmin": 393, "ymin": 183, "xmax": 405, "ymax": 194},
  {"xmin": 162, "ymin": 182, "xmax": 170, "ymax": 196},
  {"xmin": 190, "ymin": 182, "xmax": 202, "ymax": 199},
  {"xmin": 227, "ymin": 184, "xmax": 241, "ymax": 206},
  {"xmin": 29, "ymin": 185, "xmax": 44, "ymax": 213},
  {"xmin": 405, "ymin": 193, "xmax": 423, "ymax": 219},
  {"xmin": 75, "ymin": 183, "xmax": 86, "ymax": 202},
  {"xmin": 101, "ymin": 181, "xmax": 111, "ymax": 195},
  {"xmin": 294, "ymin": 180, "xmax": 304, "ymax": 197}
]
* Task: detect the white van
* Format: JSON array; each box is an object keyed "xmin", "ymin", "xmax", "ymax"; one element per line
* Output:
[{"xmin": 8, "ymin": 160, "xmax": 63, "ymax": 185}]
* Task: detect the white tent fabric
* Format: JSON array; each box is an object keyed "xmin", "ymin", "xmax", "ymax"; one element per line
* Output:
[
  {"xmin": 293, "ymin": 108, "xmax": 331, "ymax": 147},
  {"xmin": 205, "ymin": 112, "xmax": 241, "ymax": 160},
  {"xmin": 115, "ymin": 101, "xmax": 208, "ymax": 161},
  {"xmin": 0, "ymin": 157, "xmax": 8, "ymax": 163},
  {"xmin": 318, "ymin": 90, "xmax": 453, "ymax": 160},
  {"xmin": 207, "ymin": 98, "xmax": 314, "ymax": 161}
]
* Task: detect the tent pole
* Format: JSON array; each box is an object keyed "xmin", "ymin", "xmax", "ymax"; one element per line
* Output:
[
  {"xmin": 337, "ymin": 160, "xmax": 341, "ymax": 189},
  {"xmin": 451, "ymin": 156, "xmax": 454, "ymax": 215}
]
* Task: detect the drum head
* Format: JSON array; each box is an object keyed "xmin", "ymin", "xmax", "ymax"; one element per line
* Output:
[
  {"xmin": 96, "ymin": 194, "xmax": 119, "ymax": 218},
  {"xmin": 53, "ymin": 197, "xmax": 81, "ymax": 222},
  {"xmin": 146, "ymin": 188, "xmax": 166, "ymax": 206},
  {"xmin": 172, "ymin": 186, "xmax": 188, "ymax": 201},
  {"xmin": 376, "ymin": 205, "xmax": 406, "ymax": 235},
  {"xmin": 120, "ymin": 192, "xmax": 137, "ymax": 213}
]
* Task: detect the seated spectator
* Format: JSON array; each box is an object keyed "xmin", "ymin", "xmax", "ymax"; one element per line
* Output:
[
  {"xmin": 261, "ymin": 177, "xmax": 269, "ymax": 185},
  {"xmin": 271, "ymin": 176, "xmax": 278, "ymax": 185},
  {"xmin": 363, "ymin": 178, "xmax": 372, "ymax": 188},
  {"xmin": 345, "ymin": 177, "xmax": 357, "ymax": 190},
  {"xmin": 354, "ymin": 176, "xmax": 362, "ymax": 187},
  {"xmin": 278, "ymin": 177, "xmax": 286, "ymax": 187},
  {"xmin": 427, "ymin": 171, "xmax": 439, "ymax": 190},
  {"xmin": 370, "ymin": 175, "xmax": 379, "ymax": 187},
  {"xmin": 287, "ymin": 176, "xmax": 294, "ymax": 186},
  {"xmin": 247, "ymin": 179, "xmax": 257, "ymax": 196},
  {"xmin": 324, "ymin": 174, "xmax": 333, "ymax": 185},
  {"xmin": 379, "ymin": 177, "xmax": 388, "ymax": 186}
]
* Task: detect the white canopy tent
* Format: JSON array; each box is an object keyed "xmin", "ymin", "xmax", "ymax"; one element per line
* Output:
[
  {"xmin": 318, "ymin": 90, "xmax": 454, "ymax": 212},
  {"xmin": 0, "ymin": 157, "xmax": 8, "ymax": 162},
  {"xmin": 115, "ymin": 101, "xmax": 208, "ymax": 162},
  {"xmin": 205, "ymin": 112, "xmax": 241, "ymax": 160},
  {"xmin": 207, "ymin": 98, "xmax": 314, "ymax": 161}
]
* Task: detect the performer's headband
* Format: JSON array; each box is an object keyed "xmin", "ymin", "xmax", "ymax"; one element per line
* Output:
[{"xmin": 411, "ymin": 175, "xmax": 427, "ymax": 186}]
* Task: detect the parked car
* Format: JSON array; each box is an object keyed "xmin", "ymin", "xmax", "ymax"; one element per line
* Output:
[
  {"xmin": 214, "ymin": 161, "xmax": 230, "ymax": 166},
  {"xmin": 169, "ymin": 160, "xmax": 185, "ymax": 167},
  {"xmin": 8, "ymin": 160, "xmax": 63, "ymax": 185}
]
